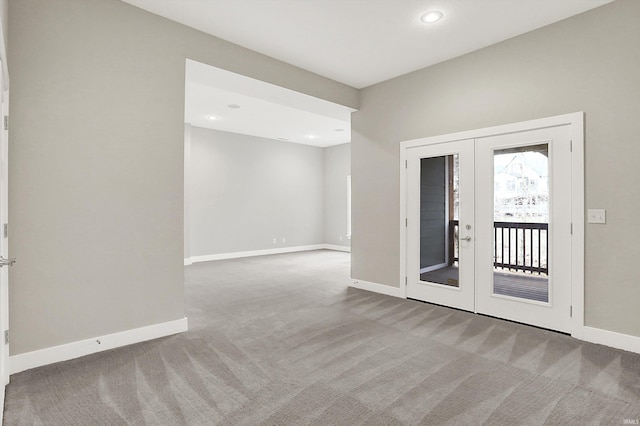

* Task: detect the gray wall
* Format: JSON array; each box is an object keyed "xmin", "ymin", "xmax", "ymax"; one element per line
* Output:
[
  {"xmin": 323, "ymin": 143, "xmax": 351, "ymax": 248},
  {"xmin": 8, "ymin": 0, "xmax": 357, "ymax": 356},
  {"xmin": 351, "ymin": 0, "xmax": 640, "ymax": 337},
  {"xmin": 188, "ymin": 126, "xmax": 324, "ymax": 256}
]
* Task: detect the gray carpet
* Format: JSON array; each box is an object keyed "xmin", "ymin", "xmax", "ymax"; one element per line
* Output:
[{"xmin": 4, "ymin": 250, "xmax": 640, "ymax": 425}]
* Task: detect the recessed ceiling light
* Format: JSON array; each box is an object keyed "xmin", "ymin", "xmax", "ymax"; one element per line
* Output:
[
  {"xmin": 306, "ymin": 134, "xmax": 317, "ymax": 139},
  {"xmin": 420, "ymin": 10, "xmax": 444, "ymax": 24},
  {"xmin": 227, "ymin": 104, "xmax": 240, "ymax": 109},
  {"xmin": 206, "ymin": 115, "xmax": 219, "ymax": 120},
  {"xmin": 335, "ymin": 128, "xmax": 345, "ymax": 132}
]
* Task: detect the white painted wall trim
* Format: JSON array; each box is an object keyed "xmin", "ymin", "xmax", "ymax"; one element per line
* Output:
[
  {"xmin": 569, "ymin": 114, "xmax": 586, "ymax": 337},
  {"xmin": 323, "ymin": 244, "xmax": 351, "ymax": 253},
  {"xmin": 573, "ymin": 326, "xmax": 640, "ymax": 355},
  {"xmin": 400, "ymin": 112, "xmax": 584, "ymax": 150},
  {"xmin": 9, "ymin": 317, "xmax": 188, "ymax": 375},
  {"xmin": 184, "ymin": 124, "xmax": 192, "ymax": 263},
  {"xmin": 399, "ymin": 143, "xmax": 408, "ymax": 297},
  {"xmin": 349, "ymin": 279, "xmax": 405, "ymax": 298},
  {"xmin": 0, "ymin": 9, "xmax": 10, "ymax": 423},
  {"xmin": 185, "ymin": 244, "xmax": 349, "ymax": 264}
]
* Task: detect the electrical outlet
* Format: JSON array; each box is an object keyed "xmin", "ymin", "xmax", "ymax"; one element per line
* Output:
[{"xmin": 272, "ymin": 238, "xmax": 277, "ymax": 244}]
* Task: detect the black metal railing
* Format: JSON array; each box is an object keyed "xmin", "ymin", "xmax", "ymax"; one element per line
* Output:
[{"xmin": 450, "ymin": 220, "xmax": 548, "ymax": 275}]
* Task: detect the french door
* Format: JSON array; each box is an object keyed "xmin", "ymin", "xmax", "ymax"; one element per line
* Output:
[
  {"xmin": 405, "ymin": 124, "xmax": 573, "ymax": 333},
  {"xmin": 406, "ymin": 140, "xmax": 475, "ymax": 311}
]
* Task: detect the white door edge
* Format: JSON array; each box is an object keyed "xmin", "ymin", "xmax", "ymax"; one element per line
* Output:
[{"xmin": 0, "ymin": 11, "xmax": 9, "ymax": 420}]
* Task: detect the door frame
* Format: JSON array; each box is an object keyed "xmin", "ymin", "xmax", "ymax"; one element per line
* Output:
[
  {"xmin": 0, "ymin": 10, "xmax": 9, "ymax": 421},
  {"xmin": 399, "ymin": 112, "xmax": 584, "ymax": 335},
  {"xmin": 1, "ymin": 60, "xmax": 8, "ymax": 385}
]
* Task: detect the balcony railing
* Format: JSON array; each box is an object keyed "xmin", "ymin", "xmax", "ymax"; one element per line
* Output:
[{"xmin": 450, "ymin": 220, "xmax": 548, "ymax": 275}]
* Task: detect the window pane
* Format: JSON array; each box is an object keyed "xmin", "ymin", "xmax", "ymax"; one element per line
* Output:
[
  {"xmin": 419, "ymin": 154, "xmax": 460, "ymax": 287},
  {"xmin": 492, "ymin": 144, "xmax": 549, "ymax": 302}
]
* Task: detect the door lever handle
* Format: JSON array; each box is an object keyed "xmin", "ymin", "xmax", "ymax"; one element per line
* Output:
[
  {"xmin": 0, "ymin": 257, "xmax": 16, "ymax": 267},
  {"xmin": 461, "ymin": 236, "xmax": 472, "ymax": 242}
]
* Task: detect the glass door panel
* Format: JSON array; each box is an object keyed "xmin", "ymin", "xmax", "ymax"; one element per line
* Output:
[
  {"xmin": 419, "ymin": 155, "xmax": 459, "ymax": 287},
  {"xmin": 492, "ymin": 144, "xmax": 549, "ymax": 302}
]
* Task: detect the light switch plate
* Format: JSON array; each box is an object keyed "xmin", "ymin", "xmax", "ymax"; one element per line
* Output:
[{"xmin": 588, "ymin": 209, "xmax": 606, "ymax": 224}]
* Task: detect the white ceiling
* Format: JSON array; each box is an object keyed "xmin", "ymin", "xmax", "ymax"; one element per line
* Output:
[
  {"xmin": 185, "ymin": 60, "xmax": 353, "ymax": 147},
  {"xmin": 123, "ymin": 0, "xmax": 613, "ymax": 89},
  {"xmin": 128, "ymin": 0, "xmax": 614, "ymax": 148}
]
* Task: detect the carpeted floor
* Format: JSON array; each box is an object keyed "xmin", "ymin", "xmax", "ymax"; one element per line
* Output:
[{"xmin": 4, "ymin": 250, "xmax": 640, "ymax": 425}]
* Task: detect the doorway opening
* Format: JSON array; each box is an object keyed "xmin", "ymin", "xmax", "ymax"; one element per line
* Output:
[{"xmin": 183, "ymin": 59, "xmax": 354, "ymax": 266}]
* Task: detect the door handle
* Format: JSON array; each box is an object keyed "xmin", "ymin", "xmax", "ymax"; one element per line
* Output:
[
  {"xmin": 0, "ymin": 257, "xmax": 16, "ymax": 267},
  {"xmin": 461, "ymin": 236, "xmax": 472, "ymax": 242}
]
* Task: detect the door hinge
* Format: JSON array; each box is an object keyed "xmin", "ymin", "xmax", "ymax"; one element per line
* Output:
[
  {"xmin": 3, "ymin": 223, "xmax": 7, "ymax": 239},
  {"xmin": 3, "ymin": 116, "xmax": 7, "ymax": 131},
  {"xmin": 570, "ymin": 306, "xmax": 573, "ymax": 318},
  {"xmin": 405, "ymin": 276, "xmax": 408, "ymax": 286},
  {"xmin": 570, "ymin": 223, "xmax": 573, "ymax": 235},
  {"xmin": 405, "ymin": 218, "xmax": 408, "ymax": 227},
  {"xmin": 405, "ymin": 160, "xmax": 408, "ymax": 169},
  {"xmin": 570, "ymin": 140, "xmax": 573, "ymax": 152},
  {"xmin": 4, "ymin": 330, "xmax": 8, "ymax": 345}
]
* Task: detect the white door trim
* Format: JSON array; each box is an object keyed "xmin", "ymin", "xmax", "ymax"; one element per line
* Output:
[
  {"xmin": 400, "ymin": 112, "xmax": 584, "ymax": 336},
  {"xmin": 0, "ymin": 65, "xmax": 7, "ymax": 384},
  {"xmin": 0, "ymin": 10, "xmax": 9, "ymax": 423}
]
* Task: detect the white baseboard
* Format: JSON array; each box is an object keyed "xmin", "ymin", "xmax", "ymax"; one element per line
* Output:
[
  {"xmin": 9, "ymin": 317, "xmax": 188, "ymax": 375},
  {"xmin": 322, "ymin": 244, "xmax": 351, "ymax": 253},
  {"xmin": 184, "ymin": 258, "xmax": 193, "ymax": 266},
  {"xmin": 573, "ymin": 325, "xmax": 640, "ymax": 354},
  {"xmin": 187, "ymin": 244, "xmax": 349, "ymax": 264},
  {"xmin": 349, "ymin": 278, "xmax": 405, "ymax": 298}
]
